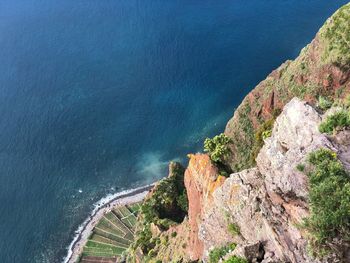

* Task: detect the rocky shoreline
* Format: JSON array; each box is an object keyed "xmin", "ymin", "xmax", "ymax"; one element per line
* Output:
[{"xmin": 63, "ymin": 184, "xmax": 154, "ymax": 263}]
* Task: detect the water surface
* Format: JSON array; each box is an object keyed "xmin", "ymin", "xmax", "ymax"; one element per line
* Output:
[{"xmin": 0, "ymin": 1, "xmax": 347, "ymax": 262}]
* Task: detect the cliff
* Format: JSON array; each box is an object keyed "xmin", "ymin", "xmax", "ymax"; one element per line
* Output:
[
  {"xmin": 224, "ymin": 3, "xmax": 350, "ymax": 172},
  {"xmin": 197, "ymin": 98, "xmax": 350, "ymax": 262},
  {"xmin": 129, "ymin": 3, "xmax": 350, "ymax": 263}
]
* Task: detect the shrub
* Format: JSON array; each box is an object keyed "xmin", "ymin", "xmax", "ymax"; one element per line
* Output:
[
  {"xmin": 204, "ymin": 133, "xmax": 232, "ymax": 163},
  {"xmin": 344, "ymin": 94, "xmax": 350, "ymax": 108},
  {"xmin": 317, "ymin": 96, "xmax": 333, "ymax": 111},
  {"xmin": 134, "ymin": 224, "xmax": 155, "ymax": 253},
  {"xmin": 219, "ymin": 170, "xmax": 229, "ymax": 177},
  {"xmin": 255, "ymin": 119, "xmax": 274, "ymax": 145},
  {"xmin": 319, "ymin": 109, "xmax": 350, "ymax": 134},
  {"xmin": 320, "ymin": 3, "xmax": 350, "ymax": 64},
  {"xmin": 261, "ymin": 129, "xmax": 272, "ymax": 140},
  {"xmin": 296, "ymin": 163, "xmax": 305, "ymax": 172},
  {"xmin": 177, "ymin": 190, "xmax": 188, "ymax": 212},
  {"xmin": 228, "ymin": 223, "xmax": 240, "ymax": 236},
  {"xmin": 171, "ymin": 231, "xmax": 177, "ymax": 238},
  {"xmin": 141, "ymin": 163, "xmax": 187, "ymax": 224},
  {"xmin": 148, "ymin": 249, "xmax": 157, "ymax": 258},
  {"xmin": 160, "ymin": 236, "xmax": 168, "ymax": 245},
  {"xmin": 303, "ymin": 148, "xmax": 350, "ymax": 257},
  {"xmin": 223, "ymin": 256, "xmax": 248, "ymax": 263},
  {"xmin": 133, "ymin": 162, "xmax": 187, "ymax": 254},
  {"xmin": 209, "ymin": 243, "xmax": 236, "ymax": 263},
  {"xmin": 250, "ymin": 118, "xmax": 275, "ymax": 163}
]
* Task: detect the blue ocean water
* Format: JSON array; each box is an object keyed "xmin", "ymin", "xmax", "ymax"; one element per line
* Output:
[{"xmin": 0, "ymin": 1, "xmax": 348, "ymax": 262}]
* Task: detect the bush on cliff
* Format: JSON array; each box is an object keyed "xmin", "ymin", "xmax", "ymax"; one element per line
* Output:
[
  {"xmin": 318, "ymin": 109, "xmax": 350, "ymax": 134},
  {"xmin": 141, "ymin": 163, "xmax": 187, "ymax": 226},
  {"xmin": 250, "ymin": 117, "xmax": 276, "ymax": 163},
  {"xmin": 317, "ymin": 96, "xmax": 333, "ymax": 111},
  {"xmin": 223, "ymin": 256, "xmax": 248, "ymax": 263},
  {"xmin": 132, "ymin": 162, "xmax": 188, "ymax": 256},
  {"xmin": 204, "ymin": 133, "xmax": 233, "ymax": 176},
  {"xmin": 228, "ymin": 223, "xmax": 240, "ymax": 236},
  {"xmin": 204, "ymin": 133, "xmax": 232, "ymax": 163},
  {"xmin": 304, "ymin": 148, "xmax": 350, "ymax": 257},
  {"xmin": 209, "ymin": 243, "xmax": 236, "ymax": 263},
  {"xmin": 320, "ymin": 3, "xmax": 350, "ymax": 64}
]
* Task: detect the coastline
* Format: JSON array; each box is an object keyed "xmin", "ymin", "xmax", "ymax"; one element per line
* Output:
[{"xmin": 63, "ymin": 184, "xmax": 154, "ymax": 263}]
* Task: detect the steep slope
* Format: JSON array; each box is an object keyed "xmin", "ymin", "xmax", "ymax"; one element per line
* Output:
[
  {"xmin": 199, "ymin": 98, "xmax": 350, "ymax": 263},
  {"xmin": 224, "ymin": 3, "xmax": 350, "ymax": 172},
  {"xmin": 129, "ymin": 3, "xmax": 350, "ymax": 263}
]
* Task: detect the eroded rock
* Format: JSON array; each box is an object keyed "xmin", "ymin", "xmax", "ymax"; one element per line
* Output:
[{"xmin": 196, "ymin": 98, "xmax": 348, "ymax": 263}]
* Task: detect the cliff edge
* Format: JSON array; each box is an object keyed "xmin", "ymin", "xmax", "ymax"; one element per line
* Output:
[{"xmin": 127, "ymin": 3, "xmax": 350, "ymax": 263}]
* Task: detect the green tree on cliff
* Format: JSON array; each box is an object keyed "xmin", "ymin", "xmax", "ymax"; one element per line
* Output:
[{"xmin": 204, "ymin": 133, "xmax": 231, "ymax": 163}]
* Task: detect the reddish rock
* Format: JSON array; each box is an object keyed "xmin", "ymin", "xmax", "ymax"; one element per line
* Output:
[{"xmin": 184, "ymin": 154, "xmax": 224, "ymax": 260}]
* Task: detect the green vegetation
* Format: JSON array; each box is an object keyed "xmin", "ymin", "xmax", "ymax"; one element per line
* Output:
[
  {"xmin": 344, "ymin": 94, "xmax": 350, "ymax": 108},
  {"xmin": 204, "ymin": 133, "xmax": 232, "ymax": 163},
  {"xmin": 319, "ymin": 109, "xmax": 350, "ymax": 134},
  {"xmin": 177, "ymin": 190, "xmax": 189, "ymax": 212},
  {"xmin": 204, "ymin": 133, "xmax": 234, "ymax": 177},
  {"xmin": 209, "ymin": 243, "xmax": 237, "ymax": 263},
  {"xmin": 250, "ymin": 118, "xmax": 275, "ymax": 164},
  {"xmin": 223, "ymin": 4, "xmax": 350, "ymax": 173},
  {"xmin": 303, "ymin": 148, "xmax": 350, "ymax": 257},
  {"xmin": 232, "ymin": 102, "xmax": 255, "ymax": 172},
  {"xmin": 131, "ymin": 162, "xmax": 188, "ymax": 258},
  {"xmin": 228, "ymin": 223, "xmax": 240, "ymax": 236},
  {"xmin": 223, "ymin": 256, "xmax": 248, "ymax": 263},
  {"xmin": 262, "ymin": 129, "xmax": 272, "ymax": 140},
  {"xmin": 320, "ymin": 3, "xmax": 350, "ymax": 64},
  {"xmin": 79, "ymin": 202, "xmax": 141, "ymax": 262},
  {"xmin": 296, "ymin": 163, "xmax": 305, "ymax": 172},
  {"xmin": 317, "ymin": 96, "xmax": 333, "ymax": 111}
]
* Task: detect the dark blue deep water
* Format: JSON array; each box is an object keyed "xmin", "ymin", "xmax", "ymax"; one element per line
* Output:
[{"xmin": 0, "ymin": 1, "xmax": 348, "ymax": 262}]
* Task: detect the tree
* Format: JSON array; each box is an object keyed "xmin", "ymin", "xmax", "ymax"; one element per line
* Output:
[{"xmin": 204, "ymin": 133, "xmax": 231, "ymax": 163}]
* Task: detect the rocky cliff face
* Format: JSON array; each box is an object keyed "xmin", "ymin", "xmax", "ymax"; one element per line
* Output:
[
  {"xmin": 224, "ymin": 3, "xmax": 350, "ymax": 172},
  {"xmin": 184, "ymin": 154, "xmax": 226, "ymax": 260},
  {"xmin": 179, "ymin": 4, "xmax": 350, "ymax": 262},
  {"xmin": 131, "ymin": 4, "xmax": 350, "ymax": 263},
  {"xmin": 187, "ymin": 98, "xmax": 350, "ymax": 262}
]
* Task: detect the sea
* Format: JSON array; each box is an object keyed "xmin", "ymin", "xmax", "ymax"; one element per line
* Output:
[{"xmin": 0, "ymin": 0, "xmax": 347, "ymax": 262}]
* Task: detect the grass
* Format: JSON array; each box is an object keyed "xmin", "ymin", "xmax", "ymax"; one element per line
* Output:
[
  {"xmin": 319, "ymin": 109, "xmax": 350, "ymax": 134},
  {"xmin": 228, "ymin": 223, "xmax": 240, "ymax": 236},
  {"xmin": 317, "ymin": 96, "xmax": 333, "ymax": 111},
  {"xmin": 302, "ymin": 149, "xmax": 350, "ymax": 258},
  {"xmin": 222, "ymin": 3, "xmax": 350, "ymax": 174},
  {"xmin": 209, "ymin": 243, "xmax": 237, "ymax": 263},
  {"xmin": 296, "ymin": 163, "xmax": 305, "ymax": 172},
  {"xmin": 79, "ymin": 202, "xmax": 141, "ymax": 262},
  {"xmin": 223, "ymin": 256, "xmax": 248, "ymax": 263},
  {"xmin": 250, "ymin": 117, "xmax": 276, "ymax": 164},
  {"xmin": 319, "ymin": 3, "xmax": 350, "ymax": 64},
  {"xmin": 129, "ymin": 162, "xmax": 188, "ymax": 259}
]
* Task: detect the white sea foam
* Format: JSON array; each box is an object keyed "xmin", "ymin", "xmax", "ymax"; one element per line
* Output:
[{"xmin": 136, "ymin": 151, "xmax": 169, "ymax": 179}]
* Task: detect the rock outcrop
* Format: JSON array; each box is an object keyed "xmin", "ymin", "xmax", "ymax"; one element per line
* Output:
[
  {"xmin": 184, "ymin": 154, "xmax": 225, "ymax": 260},
  {"xmin": 224, "ymin": 2, "xmax": 350, "ymax": 172},
  {"xmin": 195, "ymin": 98, "xmax": 350, "ymax": 263},
  {"xmin": 131, "ymin": 4, "xmax": 350, "ymax": 262}
]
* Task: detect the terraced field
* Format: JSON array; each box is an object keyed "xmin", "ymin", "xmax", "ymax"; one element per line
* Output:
[{"xmin": 79, "ymin": 202, "xmax": 141, "ymax": 263}]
